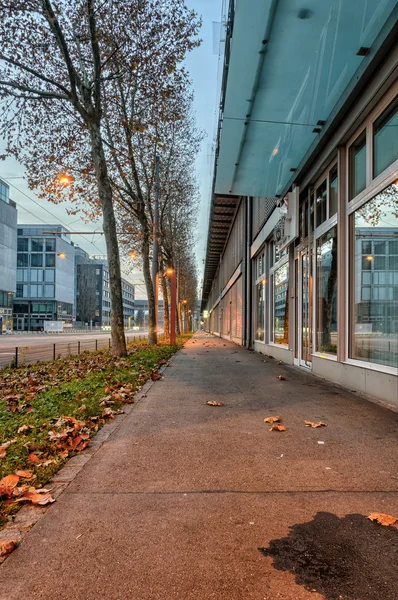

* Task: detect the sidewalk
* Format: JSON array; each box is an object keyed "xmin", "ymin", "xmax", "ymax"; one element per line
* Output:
[{"xmin": 1, "ymin": 332, "xmax": 397, "ymax": 600}]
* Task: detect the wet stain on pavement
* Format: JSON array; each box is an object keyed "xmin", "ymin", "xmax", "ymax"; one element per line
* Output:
[{"xmin": 259, "ymin": 512, "xmax": 398, "ymax": 600}]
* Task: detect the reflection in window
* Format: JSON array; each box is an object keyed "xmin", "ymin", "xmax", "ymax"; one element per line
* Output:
[
  {"xmin": 273, "ymin": 263, "xmax": 289, "ymax": 345},
  {"xmin": 374, "ymin": 98, "xmax": 398, "ymax": 178},
  {"xmin": 351, "ymin": 182, "xmax": 398, "ymax": 368},
  {"xmin": 316, "ymin": 180, "xmax": 327, "ymax": 227},
  {"xmin": 46, "ymin": 254, "xmax": 55, "ymax": 267},
  {"xmin": 45, "ymin": 238, "xmax": 56, "ymax": 252},
  {"xmin": 31, "ymin": 238, "xmax": 43, "ymax": 252},
  {"xmin": 316, "ymin": 226, "xmax": 337, "ymax": 354},
  {"xmin": 17, "ymin": 238, "xmax": 28, "ymax": 252},
  {"xmin": 17, "ymin": 254, "xmax": 29, "ymax": 267},
  {"xmin": 256, "ymin": 282, "xmax": 265, "ymax": 341},
  {"xmin": 31, "ymin": 253, "xmax": 43, "ymax": 267},
  {"xmin": 349, "ymin": 130, "xmax": 366, "ymax": 199},
  {"xmin": 329, "ymin": 165, "xmax": 338, "ymax": 216}
]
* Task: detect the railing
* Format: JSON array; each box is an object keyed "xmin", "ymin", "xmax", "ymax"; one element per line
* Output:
[{"xmin": 0, "ymin": 332, "xmax": 154, "ymax": 369}]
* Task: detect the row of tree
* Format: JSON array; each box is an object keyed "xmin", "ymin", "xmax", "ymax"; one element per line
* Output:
[{"xmin": 0, "ymin": 0, "xmax": 201, "ymax": 355}]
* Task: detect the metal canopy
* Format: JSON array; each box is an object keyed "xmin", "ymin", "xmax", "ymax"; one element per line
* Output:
[
  {"xmin": 202, "ymin": 195, "xmax": 240, "ymax": 307},
  {"xmin": 215, "ymin": 0, "xmax": 398, "ymax": 198}
]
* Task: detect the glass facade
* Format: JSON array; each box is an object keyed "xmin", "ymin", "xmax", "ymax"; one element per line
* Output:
[
  {"xmin": 349, "ymin": 130, "xmax": 366, "ymax": 199},
  {"xmin": 351, "ymin": 184, "xmax": 398, "ymax": 368},
  {"xmin": 316, "ymin": 226, "xmax": 338, "ymax": 354},
  {"xmin": 373, "ymin": 98, "xmax": 398, "ymax": 178},
  {"xmin": 256, "ymin": 283, "xmax": 265, "ymax": 341},
  {"xmin": 273, "ymin": 262, "xmax": 289, "ymax": 345}
]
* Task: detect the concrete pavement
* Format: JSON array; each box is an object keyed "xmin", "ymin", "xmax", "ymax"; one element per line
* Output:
[{"xmin": 1, "ymin": 332, "xmax": 397, "ymax": 599}]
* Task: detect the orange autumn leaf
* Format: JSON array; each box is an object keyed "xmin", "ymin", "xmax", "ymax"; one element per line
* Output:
[
  {"xmin": 206, "ymin": 401, "xmax": 224, "ymax": 406},
  {"xmin": 0, "ymin": 474, "xmax": 20, "ymax": 496},
  {"xmin": 0, "ymin": 448, "xmax": 6, "ymax": 459},
  {"xmin": 28, "ymin": 452, "xmax": 41, "ymax": 464},
  {"xmin": 271, "ymin": 424, "xmax": 286, "ymax": 432},
  {"xmin": 305, "ymin": 420, "xmax": 327, "ymax": 428},
  {"xmin": 15, "ymin": 470, "xmax": 34, "ymax": 480},
  {"xmin": 24, "ymin": 491, "xmax": 55, "ymax": 506},
  {"xmin": 0, "ymin": 539, "xmax": 18, "ymax": 557},
  {"xmin": 264, "ymin": 416, "xmax": 281, "ymax": 423},
  {"xmin": 368, "ymin": 512, "xmax": 398, "ymax": 527}
]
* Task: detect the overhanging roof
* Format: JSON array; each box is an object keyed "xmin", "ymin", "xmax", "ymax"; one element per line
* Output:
[
  {"xmin": 201, "ymin": 194, "xmax": 240, "ymax": 307},
  {"xmin": 215, "ymin": 0, "xmax": 398, "ymax": 198}
]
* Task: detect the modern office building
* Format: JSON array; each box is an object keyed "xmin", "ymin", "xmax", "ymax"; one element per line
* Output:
[
  {"xmin": 75, "ymin": 250, "xmax": 135, "ymax": 328},
  {"xmin": 13, "ymin": 225, "xmax": 75, "ymax": 330},
  {"xmin": 202, "ymin": 1, "xmax": 398, "ymax": 407},
  {"xmin": 0, "ymin": 179, "xmax": 17, "ymax": 333}
]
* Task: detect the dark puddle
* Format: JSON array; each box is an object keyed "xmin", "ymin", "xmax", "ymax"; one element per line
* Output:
[{"xmin": 259, "ymin": 512, "xmax": 398, "ymax": 600}]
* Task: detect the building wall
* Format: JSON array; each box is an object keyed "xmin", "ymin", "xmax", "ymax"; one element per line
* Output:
[
  {"xmin": 0, "ymin": 181, "xmax": 17, "ymax": 332},
  {"xmin": 204, "ymin": 71, "xmax": 398, "ymax": 408}
]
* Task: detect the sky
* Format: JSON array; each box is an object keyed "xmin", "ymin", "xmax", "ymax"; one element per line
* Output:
[{"xmin": 0, "ymin": 0, "xmax": 223, "ymax": 299}]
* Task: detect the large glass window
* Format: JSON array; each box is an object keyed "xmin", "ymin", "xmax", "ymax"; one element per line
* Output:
[
  {"xmin": 44, "ymin": 285, "xmax": 55, "ymax": 298},
  {"xmin": 17, "ymin": 238, "xmax": 28, "ymax": 252},
  {"xmin": 31, "ymin": 238, "xmax": 43, "ymax": 252},
  {"xmin": 45, "ymin": 238, "xmax": 56, "ymax": 252},
  {"xmin": 315, "ymin": 180, "xmax": 327, "ymax": 227},
  {"xmin": 351, "ymin": 182, "xmax": 398, "ymax": 368},
  {"xmin": 316, "ymin": 226, "xmax": 338, "ymax": 354},
  {"xmin": 349, "ymin": 130, "xmax": 366, "ymax": 199},
  {"xmin": 373, "ymin": 98, "xmax": 398, "ymax": 178},
  {"xmin": 273, "ymin": 262, "xmax": 289, "ymax": 345},
  {"xmin": 329, "ymin": 165, "xmax": 338, "ymax": 217},
  {"xmin": 31, "ymin": 253, "xmax": 43, "ymax": 267},
  {"xmin": 30, "ymin": 269, "xmax": 43, "ymax": 282},
  {"xmin": 0, "ymin": 181, "xmax": 9, "ymax": 203},
  {"xmin": 17, "ymin": 254, "xmax": 29, "ymax": 267},
  {"xmin": 45, "ymin": 254, "xmax": 55, "ymax": 267},
  {"xmin": 256, "ymin": 282, "xmax": 265, "ymax": 341},
  {"xmin": 44, "ymin": 269, "xmax": 55, "ymax": 283}
]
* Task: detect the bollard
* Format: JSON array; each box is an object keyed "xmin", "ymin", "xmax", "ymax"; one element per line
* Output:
[
  {"xmin": 78, "ymin": 341, "xmax": 81, "ymax": 355},
  {"xmin": 95, "ymin": 339, "xmax": 98, "ymax": 351},
  {"xmin": 53, "ymin": 343, "xmax": 56, "ymax": 361},
  {"xmin": 15, "ymin": 346, "xmax": 18, "ymax": 368}
]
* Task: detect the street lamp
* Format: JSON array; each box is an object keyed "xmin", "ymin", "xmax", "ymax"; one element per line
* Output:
[
  {"xmin": 58, "ymin": 173, "xmax": 74, "ymax": 186},
  {"xmin": 164, "ymin": 268, "xmax": 176, "ymax": 345},
  {"xmin": 57, "ymin": 252, "xmax": 66, "ymax": 259},
  {"xmin": 129, "ymin": 251, "xmax": 137, "ymax": 260}
]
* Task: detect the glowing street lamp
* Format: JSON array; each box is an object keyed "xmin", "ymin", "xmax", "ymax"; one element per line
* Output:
[
  {"xmin": 58, "ymin": 173, "xmax": 74, "ymax": 186},
  {"xmin": 57, "ymin": 252, "xmax": 66, "ymax": 259},
  {"xmin": 164, "ymin": 267, "xmax": 176, "ymax": 345},
  {"xmin": 129, "ymin": 251, "xmax": 137, "ymax": 260}
]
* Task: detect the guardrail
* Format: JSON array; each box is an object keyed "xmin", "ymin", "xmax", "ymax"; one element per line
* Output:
[{"xmin": 0, "ymin": 333, "xmax": 156, "ymax": 370}]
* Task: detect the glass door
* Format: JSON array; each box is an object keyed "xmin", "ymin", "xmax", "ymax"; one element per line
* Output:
[{"xmin": 297, "ymin": 246, "xmax": 313, "ymax": 366}]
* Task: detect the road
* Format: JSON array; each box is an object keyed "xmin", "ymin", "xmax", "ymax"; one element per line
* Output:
[{"xmin": 0, "ymin": 330, "xmax": 148, "ymax": 350}]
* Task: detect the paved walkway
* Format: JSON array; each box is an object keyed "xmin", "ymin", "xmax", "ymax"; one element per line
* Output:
[{"xmin": 1, "ymin": 332, "xmax": 397, "ymax": 599}]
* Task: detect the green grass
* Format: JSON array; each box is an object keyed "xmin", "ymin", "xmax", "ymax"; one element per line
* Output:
[{"xmin": 0, "ymin": 334, "xmax": 192, "ymax": 525}]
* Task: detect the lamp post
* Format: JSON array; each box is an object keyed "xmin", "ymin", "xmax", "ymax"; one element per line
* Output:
[{"xmin": 165, "ymin": 268, "xmax": 176, "ymax": 345}]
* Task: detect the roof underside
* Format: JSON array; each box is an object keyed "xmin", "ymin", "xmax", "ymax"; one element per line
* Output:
[
  {"xmin": 202, "ymin": 195, "xmax": 240, "ymax": 305},
  {"xmin": 215, "ymin": 0, "xmax": 398, "ymax": 198}
]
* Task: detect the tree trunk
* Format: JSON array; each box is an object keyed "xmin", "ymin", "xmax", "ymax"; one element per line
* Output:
[
  {"xmin": 88, "ymin": 123, "xmax": 127, "ymax": 356},
  {"xmin": 160, "ymin": 268, "xmax": 170, "ymax": 340},
  {"xmin": 141, "ymin": 223, "xmax": 157, "ymax": 345}
]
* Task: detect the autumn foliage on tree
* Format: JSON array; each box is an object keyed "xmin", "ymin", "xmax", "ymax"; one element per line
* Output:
[{"xmin": 0, "ymin": 0, "xmax": 201, "ymax": 348}]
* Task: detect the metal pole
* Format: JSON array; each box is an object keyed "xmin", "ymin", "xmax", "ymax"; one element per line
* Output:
[
  {"xmin": 152, "ymin": 154, "xmax": 160, "ymax": 331},
  {"xmin": 170, "ymin": 272, "xmax": 176, "ymax": 346}
]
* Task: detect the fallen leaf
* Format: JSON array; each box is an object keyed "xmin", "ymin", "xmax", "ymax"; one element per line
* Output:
[
  {"xmin": 0, "ymin": 474, "xmax": 20, "ymax": 496},
  {"xmin": 270, "ymin": 425, "xmax": 286, "ymax": 432},
  {"xmin": 17, "ymin": 424, "xmax": 34, "ymax": 434},
  {"xmin": 75, "ymin": 404, "xmax": 86, "ymax": 412},
  {"xmin": 0, "ymin": 448, "xmax": 6, "ymax": 459},
  {"xmin": 368, "ymin": 512, "xmax": 397, "ymax": 527},
  {"xmin": 0, "ymin": 539, "xmax": 18, "ymax": 557},
  {"xmin": 206, "ymin": 401, "xmax": 224, "ymax": 407},
  {"xmin": 28, "ymin": 452, "xmax": 41, "ymax": 464},
  {"xmin": 276, "ymin": 375, "xmax": 286, "ymax": 381},
  {"xmin": 24, "ymin": 491, "xmax": 55, "ymax": 506},
  {"xmin": 264, "ymin": 416, "xmax": 281, "ymax": 423},
  {"xmin": 305, "ymin": 421, "xmax": 327, "ymax": 428},
  {"xmin": 15, "ymin": 470, "xmax": 34, "ymax": 480}
]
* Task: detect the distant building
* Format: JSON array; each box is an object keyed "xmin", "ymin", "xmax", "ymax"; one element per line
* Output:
[
  {"xmin": 13, "ymin": 225, "xmax": 75, "ymax": 331},
  {"xmin": 0, "ymin": 179, "xmax": 17, "ymax": 333},
  {"xmin": 75, "ymin": 250, "xmax": 135, "ymax": 328}
]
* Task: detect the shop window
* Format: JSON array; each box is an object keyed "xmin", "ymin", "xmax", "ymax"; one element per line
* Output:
[
  {"xmin": 46, "ymin": 254, "xmax": 55, "ymax": 267},
  {"xmin": 315, "ymin": 180, "xmax": 327, "ymax": 227},
  {"xmin": 316, "ymin": 226, "xmax": 337, "ymax": 354},
  {"xmin": 273, "ymin": 263, "xmax": 289, "ymax": 345},
  {"xmin": 329, "ymin": 165, "xmax": 338, "ymax": 217},
  {"xmin": 17, "ymin": 238, "xmax": 28, "ymax": 252},
  {"xmin": 351, "ymin": 183, "xmax": 398, "ymax": 368},
  {"xmin": 349, "ymin": 130, "xmax": 366, "ymax": 199},
  {"xmin": 31, "ymin": 253, "xmax": 43, "ymax": 267},
  {"xmin": 373, "ymin": 98, "xmax": 398, "ymax": 178},
  {"xmin": 256, "ymin": 282, "xmax": 265, "ymax": 341}
]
